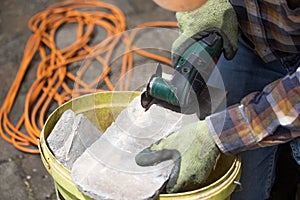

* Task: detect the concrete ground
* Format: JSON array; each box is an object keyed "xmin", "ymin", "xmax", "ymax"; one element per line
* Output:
[
  {"xmin": 0, "ymin": 0, "xmax": 176, "ymax": 199},
  {"xmin": 0, "ymin": 0, "xmax": 299, "ymax": 200}
]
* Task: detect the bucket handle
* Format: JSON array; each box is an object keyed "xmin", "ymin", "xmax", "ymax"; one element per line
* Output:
[
  {"xmin": 38, "ymin": 139, "xmax": 50, "ymax": 169},
  {"xmin": 233, "ymin": 181, "xmax": 242, "ymax": 192}
]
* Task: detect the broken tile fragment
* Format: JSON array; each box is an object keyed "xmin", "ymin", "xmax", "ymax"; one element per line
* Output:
[
  {"xmin": 71, "ymin": 96, "xmax": 199, "ymax": 199},
  {"xmin": 47, "ymin": 110, "xmax": 102, "ymax": 169}
]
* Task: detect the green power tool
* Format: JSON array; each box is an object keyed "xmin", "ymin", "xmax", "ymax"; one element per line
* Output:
[{"xmin": 141, "ymin": 32, "xmax": 224, "ymax": 119}]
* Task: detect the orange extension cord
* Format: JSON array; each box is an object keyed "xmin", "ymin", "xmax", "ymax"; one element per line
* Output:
[{"xmin": 0, "ymin": 0, "xmax": 177, "ymax": 154}]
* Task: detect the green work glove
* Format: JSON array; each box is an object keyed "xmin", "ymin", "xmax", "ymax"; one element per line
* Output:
[
  {"xmin": 135, "ymin": 120, "xmax": 220, "ymax": 193},
  {"xmin": 172, "ymin": 0, "xmax": 238, "ymax": 63}
]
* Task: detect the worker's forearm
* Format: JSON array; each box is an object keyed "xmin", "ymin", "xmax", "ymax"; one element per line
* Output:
[
  {"xmin": 152, "ymin": 0, "xmax": 208, "ymax": 12},
  {"xmin": 206, "ymin": 67, "xmax": 300, "ymax": 154}
]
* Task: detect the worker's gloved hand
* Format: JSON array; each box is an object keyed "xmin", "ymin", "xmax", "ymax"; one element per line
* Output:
[
  {"xmin": 135, "ymin": 120, "xmax": 220, "ymax": 193},
  {"xmin": 172, "ymin": 0, "xmax": 238, "ymax": 64}
]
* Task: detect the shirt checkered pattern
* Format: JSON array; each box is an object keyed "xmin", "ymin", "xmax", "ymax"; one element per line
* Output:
[
  {"xmin": 207, "ymin": 67, "xmax": 300, "ymax": 154},
  {"xmin": 230, "ymin": 0, "xmax": 300, "ymax": 62}
]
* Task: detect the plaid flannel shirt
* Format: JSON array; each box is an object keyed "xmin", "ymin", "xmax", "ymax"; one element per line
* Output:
[
  {"xmin": 206, "ymin": 0, "xmax": 300, "ymax": 154},
  {"xmin": 229, "ymin": 0, "xmax": 300, "ymax": 63},
  {"xmin": 207, "ymin": 67, "xmax": 300, "ymax": 154}
]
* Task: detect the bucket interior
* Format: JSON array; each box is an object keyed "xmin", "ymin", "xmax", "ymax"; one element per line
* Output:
[{"xmin": 40, "ymin": 91, "xmax": 240, "ymax": 200}]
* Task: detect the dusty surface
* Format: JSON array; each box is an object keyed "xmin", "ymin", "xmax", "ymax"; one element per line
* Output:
[
  {"xmin": 71, "ymin": 96, "xmax": 198, "ymax": 199},
  {"xmin": 0, "ymin": 1, "xmax": 175, "ymax": 199}
]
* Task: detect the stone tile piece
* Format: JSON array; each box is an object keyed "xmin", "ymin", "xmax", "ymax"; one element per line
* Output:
[
  {"xmin": 47, "ymin": 109, "xmax": 102, "ymax": 169},
  {"xmin": 71, "ymin": 96, "xmax": 199, "ymax": 199}
]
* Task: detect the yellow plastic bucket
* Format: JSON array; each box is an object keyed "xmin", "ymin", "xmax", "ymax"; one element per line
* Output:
[{"xmin": 38, "ymin": 91, "xmax": 241, "ymax": 200}]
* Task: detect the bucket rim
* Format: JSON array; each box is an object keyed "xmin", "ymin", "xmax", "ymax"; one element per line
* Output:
[
  {"xmin": 160, "ymin": 155, "xmax": 241, "ymax": 197},
  {"xmin": 39, "ymin": 91, "xmax": 241, "ymax": 199}
]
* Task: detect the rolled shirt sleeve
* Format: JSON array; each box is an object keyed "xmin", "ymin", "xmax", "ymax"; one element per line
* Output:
[{"xmin": 206, "ymin": 67, "xmax": 300, "ymax": 154}]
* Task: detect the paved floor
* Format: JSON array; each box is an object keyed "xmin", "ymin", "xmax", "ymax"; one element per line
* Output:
[{"xmin": 0, "ymin": 1, "xmax": 175, "ymax": 199}]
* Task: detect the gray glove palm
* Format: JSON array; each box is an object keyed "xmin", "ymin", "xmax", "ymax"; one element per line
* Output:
[
  {"xmin": 135, "ymin": 121, "xmax": 220, "ymax": 193},
  {"xmin": 172, "ymin": 0, "xmax": 238, "ymax": 63}
]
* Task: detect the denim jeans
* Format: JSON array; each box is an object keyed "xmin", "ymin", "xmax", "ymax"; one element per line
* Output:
[{"xmin": 215, "ymin": 35, "xmax": 300, "ymax": 199}]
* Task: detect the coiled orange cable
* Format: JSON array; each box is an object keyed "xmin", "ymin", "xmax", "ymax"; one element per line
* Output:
[{"xmin": 0, "ymin": 0, "xmax": 177, "ymax": 153}]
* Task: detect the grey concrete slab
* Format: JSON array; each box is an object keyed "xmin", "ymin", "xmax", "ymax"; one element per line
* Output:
[
  {"xmin": 71, "ymin": 96, "xmax": 198, "ymax": 200},
  {"xmin": 47, "ymin": 110, "xmax": 102, "ymax": 169}
]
